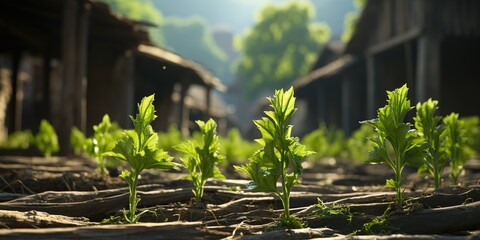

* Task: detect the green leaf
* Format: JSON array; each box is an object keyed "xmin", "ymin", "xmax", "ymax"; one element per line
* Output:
[
  {"xmin": 361, "ymin": 84, "xmax": 427, "ymax": 207},
  {"xmin": 175, "ymin": 119, "xmax": 225, "ymax": 202},
  {"xmin": 235, "ymin": 160, "xmax": 278, "ymax": 193},
  {"xmin": 235, "ymin": 87, "xmax": 312, "ymax": 222},
  {"xmin": 34, "ymin": 119, "xmax": 59, "ymax": 158},
  {"xmin": 105, "ymin": 94, "xmax": 173, "ymax": 223},
  {"xmin": 254, "ymin": 118, "xmax": 275, "ymax": 141},
  {"xmin": 385, "ymin": 179, "xmax": 395, "ymax": 189}
]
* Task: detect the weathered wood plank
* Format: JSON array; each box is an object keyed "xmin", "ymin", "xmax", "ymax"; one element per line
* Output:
[
  {"xmin": 0, "ymin": 222, "xmax": 215, "ymax": 240},
  {"xmin": 0, "ymin": 210, "xmax": 94, "ymax": 228}
]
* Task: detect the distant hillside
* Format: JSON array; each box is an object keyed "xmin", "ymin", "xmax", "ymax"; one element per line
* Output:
[{"xmin": 151, "ymin": 0, "xmax": 354, "ymax": 37}]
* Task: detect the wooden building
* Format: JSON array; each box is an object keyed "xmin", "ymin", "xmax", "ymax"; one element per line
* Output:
[
  {"xmin": 0, "ymin": 0, "xmax": 225, "ymax": 154},
  {"xmin": 294, "ymin": 0, "xmax": 480, "ymax": 136}
]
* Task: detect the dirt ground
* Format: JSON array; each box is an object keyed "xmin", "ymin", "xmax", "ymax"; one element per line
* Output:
[{"xmin": 0, "ymin": 154, "xmax": 479, "ymax": 239}]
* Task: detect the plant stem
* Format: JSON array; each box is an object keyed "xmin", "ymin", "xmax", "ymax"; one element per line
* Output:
[
  {"xmin": 127, "ymin": 173, "xmax": 139, "ymax": 223},
  {"xmin": 194, "ymin": 179, "xmax": 204, "ymax": 206},
  {"xmin": 280, "ymin": 152, "xmax": 290, "ymax": 221},
  {"xmin": 433, "ymin": 160, "xmax": 441, "ymax": 189},
  {"xmin": 395, "ymin": 158, "xmax": 403, "ymax": 208}
]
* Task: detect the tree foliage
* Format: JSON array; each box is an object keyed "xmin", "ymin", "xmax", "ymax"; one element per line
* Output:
[
  {"xmin": 235, "ymin": 1, "xmax": 330, "ymax": 100},
  {"xmin": 162, "ymin": 16, "xmax": 228, "ymax": 78},
  {"xmin": 341, "ymin": 0, "xmax": 366, "ymax": 42},
  {"xmin": 100, "ymin": 0, "xmax": 165, "ymax": 45}
]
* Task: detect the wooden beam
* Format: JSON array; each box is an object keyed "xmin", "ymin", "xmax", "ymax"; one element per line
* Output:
[
  {"xmin": 318, "ymin": 87, "xmax": 327, "ymax": 124},
  {"xmin": 341, "ymin": 78, "xmax": 351, "ymax": 136},
  {"xmin": 415, "ymin": 34, "xmax": 441, "ymax": 102},
  {"xmin": 58, "ymin": 0, "xmax": 78, "ymax": 155},
  {"xmin": 404, "ymin": 41, "xmax": 415, "ymax": 88},
  {"xmin": 75, "ymin": 2, "xmax": 91, "ymax": 134},
  {"xmin": 366, "ymin": 55, "xmax": 376, "ymax": 119},
  {"xmin": 205, "ymin": 86, "xmax": 211, "ymax": 120},
  {"xmin": 6, "ymin": 50, "xmax": 23, "ymax": 133},
  {"xmin": 178, "ymin": 83, "xmax": 189, "ymax": 137},
  {"xmin": 367, "ymin": 27, "xmax": 421, "ymax": 56}
]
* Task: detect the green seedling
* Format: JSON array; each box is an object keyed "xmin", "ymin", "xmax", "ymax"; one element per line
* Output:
[
  {"xmin": 70, "ymin": 127, "xmax": 86, "ymax": 156},
  {"xmin": 359, "ymin": 205, "xmax": 395, "ymax": 235},
  {"xmin": 301, "ymin": 122, "xmax": 347, "ymax": 161},
  {"xmin": 174, "ymin": 119, "xmax": 225, "ymax": 205},
  {"xmin": 104, "ymin": 94, "xmax": 174, "ymax": 223},
  {"xmin": 442, "ymin": 113, "xmax": 469, "ymax": 185},
  {"xmin": 235, "ymin": 87, "xmax": 313, "ymax": 229},
  {"xmin": 34, "ymin": 119, "xmax": 59, "ymax": 158},
  {"xmin": 85, "ymin": 114, "xmax": 117, "ymax": 176},
  {"xmin": 345, "ymin": 124, "xmax": 375, "ymax": 162},
  {"xmin": 0, "ymin": 130, "xmax": 33, "ymax": 149},
  {"xmin": 414, "ymin": 99, "xmax": 447, "ymax": 189},
  {"xmin": 220, "ymin": 128, "xmax": 258, "ymax": 164},
  {"xmin": 157, "ymin": 125, "xmax": 184, "ymax": 155},
  {"xmin": 313, "ymin": 198, "xmax": 354, "ymax": 222},
  {"xmin": 362, "ymin": 84, "xmax": 427, "ymax": 208}
]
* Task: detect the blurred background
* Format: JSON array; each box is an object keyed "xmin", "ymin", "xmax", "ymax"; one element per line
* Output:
[{"xmin": 1, "ymin": 0, "xmax": 479, "ymax": 157}]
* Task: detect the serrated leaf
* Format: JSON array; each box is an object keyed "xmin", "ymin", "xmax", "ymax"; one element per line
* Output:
[
  {"xmin": 254, "ymin": 118, "xmax": 275, "ymax": 141},
  {"xmin": 176, "ymin": 119, "xmax": 225, "ymax": 201},
  {"xmin": 137, "ymin": 94, "xmax": 156, "ymax": 125},
  {"xmin": 361, "ymin": 84, "xmax": 427, "ymax": 206},
  {"xmin": 213, "ymin": 167, "xmax": 226, "ymax": 180},
  {"xmin": 235, "ymin": 87, "xmax": 311, "ymax": 220},
  {"xmin": 106, "ymin": 94, "xmax": 173, "ymax": 223},
  {"xmin": 385, "ymin": 179, "xmax": 395, "ymax": 189}
]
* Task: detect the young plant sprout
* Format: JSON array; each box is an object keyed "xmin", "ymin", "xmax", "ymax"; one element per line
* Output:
[
  {"xmin": 235, "ymin": 87, "xmax": 313, "ymax": 228},
  {"xmin": 362, "ymin": 84, "xmax": 427, "ymax": 208},
  {"xmin": 34, "ymin": 119, "xmax": 59, "ymax": 158},
  {"xmin": 85, "ymin": 114, "xmax": 117, "ymax": 176},
  {"xmin": 174, "ymin": 119, "xmax": 225, "ymax": 205},
  {"xmin": 442, "ymin": 113, "xmax": 469, "ymax": 185},
  {"xmin": 70, "ymin": 126, "xmax": 86, "ymax": 156},
  {"xmin": 104, "ymin": 94, "xmax": 173, "ymax": 223},
  {"xmin": 414, "ymin": 99, "xmax": 447, "ymax": 189}
]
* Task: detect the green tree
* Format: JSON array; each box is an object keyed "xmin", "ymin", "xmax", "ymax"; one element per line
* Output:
[
  {"xmin": 235, "ymin": 1, "xmax": 330, "ymax": 100},
  {"xmin": 162, "ymin": 16, "xmax": 228, "ymax": 78},
  {"xmin": 341, "ymin": 0, "xmax": 366, "ymax": 42},
  {"xmin": 100, "ymin": 0, "xmax": 165, "ymax": 45}
]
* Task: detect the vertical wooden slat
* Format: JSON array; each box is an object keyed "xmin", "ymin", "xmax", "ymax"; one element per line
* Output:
[
  {"xmin": 341, "ymin": 78, "xmax": 351, "ymax": 135},
  {"xmin": 415, "ymin": 35, "xmax": 441, "ymax": 103},
  {"xmin": 0, "ymin": 69, "xmax": 12, "ymax": 140},
  {"xmin": 178, "ymin": 83, "xmax": 189, "ymax": 137},
  {"xmin": 11, "ymin": 51, "xmax": 22, "ymax": 132},
  {"xmin": 205, "ymin": 86, "xmax": 211, "ymax": 120},
  {"xmin": 75, "ymin": 1, "xmax": 90, "ymax": 134},
  {"xmin": 41, "ymin": 46, "xmax": 52, "ymax": 122},
  {"xmin": 366, "ymin": 54, "xmax": 377, "ymax": 119},
  {"xmin": 404, "ymin": 41, "xmax": 414, "ymax": 89},
  {"xmin": 58, "ymin": 0, "xmax": 78, "ymax": 155}
]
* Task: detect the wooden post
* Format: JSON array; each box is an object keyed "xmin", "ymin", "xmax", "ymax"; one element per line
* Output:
[
  {"xmin": 366, "ymin": 54, "xmax": 377, "ymax": 118},
  {"xmin": 404, "ymin": 41, "xmax": 414, "ymax": 88},
  {"xmin": 415, "ymin": 35, "xmax": 441, "ymax": 102},
  {"xmin": 0, "ymin": 69, "xmax": 12, "ymax": 140},
  {"xmin": 318, "ymin": 86, "xmax": 327, "ymax": 124},
  {"xmin": 41, "ymin": 46, "xmax": 52, "ymax": 122},
  {"xmin": 178, "ymin": 83, "xmax": 189, "ymax": 137},
  {"xmin": 75, "ymin": 1, "xmax": 90, "ymax": 134},
  {"xmin": 11, "ymin": 50, "xmax": 22, "ymax": 132},
  {"xmin": 205, "ymin": 85, "xmax": 211, "ymax": 120},
  {"xmin": 341, "ymin": 78, "xmax": 351, "ymax": 136},
  {"xmin": 58, "ymin": 0, "xmax": 78, "ymax": 155}
]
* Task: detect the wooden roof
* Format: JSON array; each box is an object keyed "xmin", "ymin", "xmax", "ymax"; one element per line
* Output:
[
  {"xmin": 345, "ymin": 0, "xmax": 480, "ymax": 55},
  {"xmin": 293, "ymin": 55, "xmax": 356, "ymax": 92},
  {"xmin": 0, "ymin": 0, "xmax": 150, "ymax": 57},
  {"xmin": 136, "ymin": 44, "xmax": 226, "ymax": 91}
]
